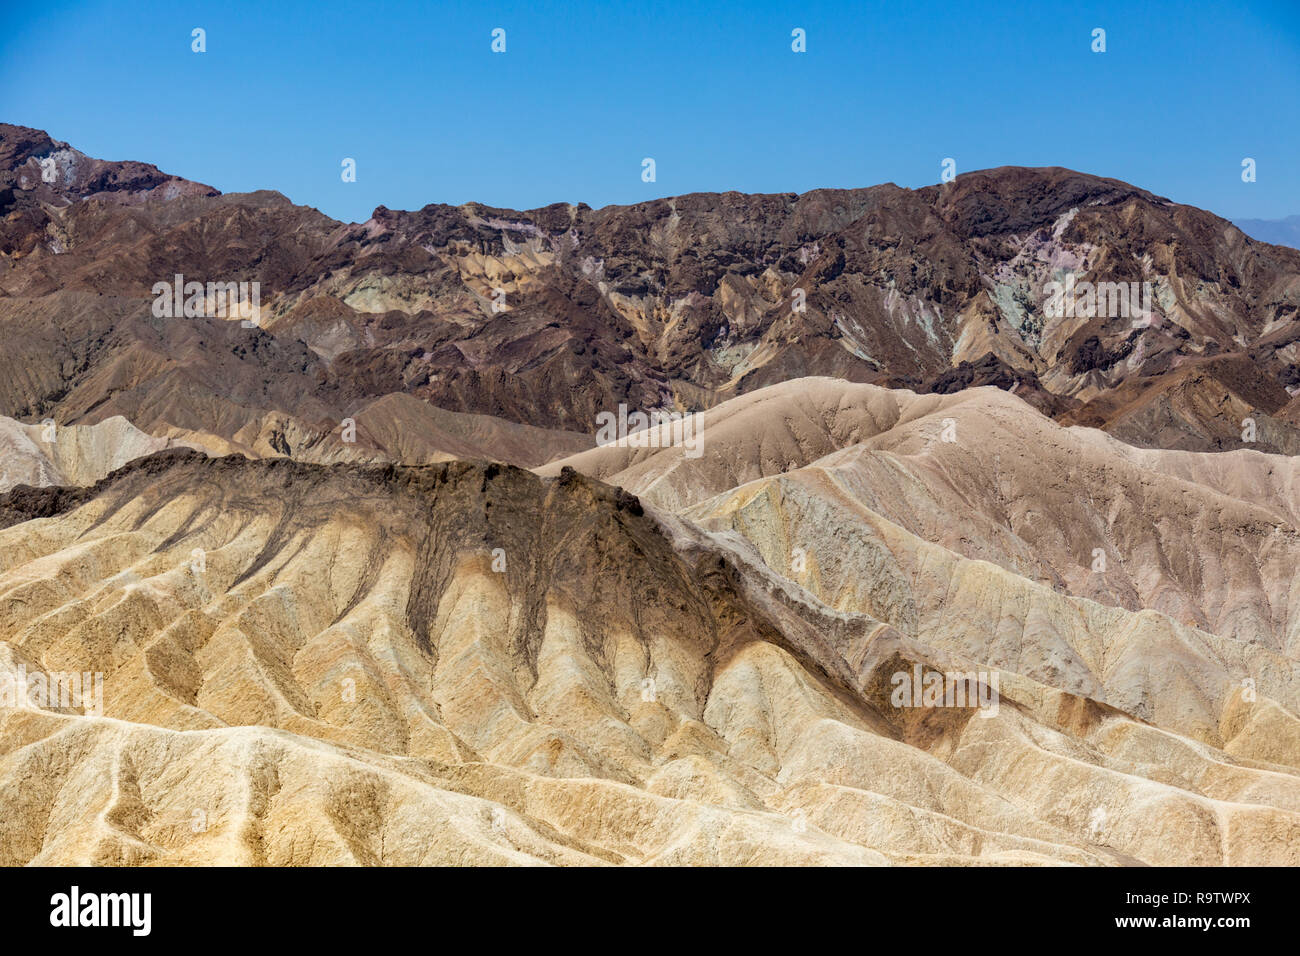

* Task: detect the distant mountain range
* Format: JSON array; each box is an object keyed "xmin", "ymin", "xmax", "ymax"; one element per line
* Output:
[
  {"xmin": 1234, "ymin": 214, "xmax": 1300, "ymax": 250},
  {"xmin": 4, "ymin": 122, "xmax": 1300, "ymax": 463}
]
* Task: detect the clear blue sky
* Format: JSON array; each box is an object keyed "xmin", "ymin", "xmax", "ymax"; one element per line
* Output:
[{"xmin": 3, "ymin": 0, "xmax": 1298, "ymax": 223}]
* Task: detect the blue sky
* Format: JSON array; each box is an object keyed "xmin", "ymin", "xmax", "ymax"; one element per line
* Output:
[{"xmin": 3, "ymin": 0, "xmax": 1298, "ymax": 223}]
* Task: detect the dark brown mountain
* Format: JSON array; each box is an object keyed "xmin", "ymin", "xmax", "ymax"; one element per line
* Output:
[{"xmin": 2, "ymin": 122, "xmax": 1298, "ymax": 458}]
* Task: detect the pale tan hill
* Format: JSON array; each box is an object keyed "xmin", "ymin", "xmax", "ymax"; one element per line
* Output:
[
  {"xmin": 684, "ymin": 469, "xmax": 1300, "ymax": 759},
  {"xmin": 0, "ymin": 451, "xmax": 1296, "ymax": 865},
  {"xmin": 542, "ymin": 378, "xmax": 1300, "ymax": 653},
  {"xmin": 0, "ymin": 414, "xmax": 210, "ymax": 492},
  {"xmin": 535, "ymin": 377, "xmax": 928, "ymax": 509}
]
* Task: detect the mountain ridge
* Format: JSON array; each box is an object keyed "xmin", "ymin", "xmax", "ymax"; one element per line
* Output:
[{"xmin": 4, "ymin": 123, "xmax": 1298, "ymax": 462}]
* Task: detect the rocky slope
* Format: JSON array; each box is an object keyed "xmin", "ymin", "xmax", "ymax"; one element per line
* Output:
[{"xmin": 1, "ymin": 387, "xmax": 1299, "ymax": 865}]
